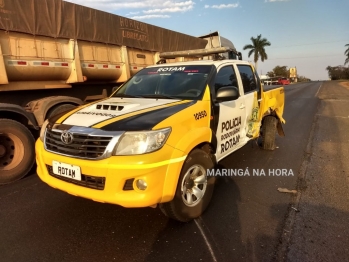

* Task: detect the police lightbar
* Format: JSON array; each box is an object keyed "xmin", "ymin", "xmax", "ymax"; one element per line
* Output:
[{"xmin": 159, "ymin": 47, "xmax": 241, "ymax": 59}]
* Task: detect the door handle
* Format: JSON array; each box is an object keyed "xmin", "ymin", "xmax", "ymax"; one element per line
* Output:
[{"xmin": 239, "ymin": 104, "xmax": 245, "ymax": 109}]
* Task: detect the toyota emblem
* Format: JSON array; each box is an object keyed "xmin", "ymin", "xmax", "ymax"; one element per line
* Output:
[{"xmin": 61, "ymin": 131, "xmax": 73, "ymax": 145}]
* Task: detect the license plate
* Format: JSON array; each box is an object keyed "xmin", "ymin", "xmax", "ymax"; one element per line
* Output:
[{"xmin": 52, "ymin": 161, "xmax": 81, "ymax": 181}]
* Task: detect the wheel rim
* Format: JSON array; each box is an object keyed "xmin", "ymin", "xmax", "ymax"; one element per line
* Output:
[
  {"xmin": 181, "ymin": 164, "xmax": 207, "ymax": 207},
  {"xmin": 0, "ymin": 133, "xmax": 24, "ymax": 171}
]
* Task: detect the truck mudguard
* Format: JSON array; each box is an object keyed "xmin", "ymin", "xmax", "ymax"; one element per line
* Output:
[{"xmin": 0, "ymin": 103, "xmax": 38, "ymax": 128}]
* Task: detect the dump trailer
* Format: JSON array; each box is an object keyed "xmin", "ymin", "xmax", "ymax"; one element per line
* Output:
[{"xmin": 0, "ymin": 0, "xmax": 214, "ymax": 184}]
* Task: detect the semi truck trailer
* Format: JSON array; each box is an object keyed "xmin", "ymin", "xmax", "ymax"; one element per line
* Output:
[{"xmin": 0, "ymin": 0, "xmax": 240, "ymax": 184}]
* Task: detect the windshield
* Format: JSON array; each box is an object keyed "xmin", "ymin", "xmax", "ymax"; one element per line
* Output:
[{"xmin": 112, "ymin": 65, "xmax": 213, "ymax": 100}]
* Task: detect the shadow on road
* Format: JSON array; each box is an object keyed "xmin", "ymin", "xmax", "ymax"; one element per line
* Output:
[
  {"xmin": 144, "ymin": 164, "xmax": 251, "ymax": 262},
  {"xmin": 255, "ymin": 202, "xmax": 349, "ymax": 262}
]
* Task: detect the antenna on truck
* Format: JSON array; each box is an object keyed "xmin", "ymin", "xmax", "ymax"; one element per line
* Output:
[{"xmin": 157, "ymin": 46, "xmax": 242, "ymax": 64}]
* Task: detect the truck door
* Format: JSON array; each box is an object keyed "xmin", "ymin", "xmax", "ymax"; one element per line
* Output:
[
  {"xmin": 214, "ymin": 65, "xmax": 246, "ymax": 161},
  {"xmin": 235, "ymin": 64, "xmax": 260, "ymax": 141}
]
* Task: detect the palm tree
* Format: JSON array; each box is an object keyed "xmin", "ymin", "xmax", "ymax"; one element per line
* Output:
[
  {"xmin": 345, "ymin": 44, "xmax": 349, "ymax": 65},
  {"xmin": 243, "ymin": 34, "xmax": 271, "ymax": 71}
]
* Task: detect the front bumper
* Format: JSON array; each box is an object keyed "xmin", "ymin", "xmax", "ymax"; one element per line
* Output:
[{"xmin": 35, "ymin": 139, "xmax": 186, "ymax": 207}]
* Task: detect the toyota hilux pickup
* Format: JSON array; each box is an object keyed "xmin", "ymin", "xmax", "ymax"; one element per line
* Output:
[{"xmin": 35, "ymin": 53, "xmax": 285, "ymax": 222}]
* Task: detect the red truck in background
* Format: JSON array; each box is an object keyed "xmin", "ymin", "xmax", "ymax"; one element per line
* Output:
[
  {"xmin": 263, "ymin": 76, "xmax": 291, "ymax": 86},
  {"xmin": 277, "ymin": 77, "xmax": 290, "ymax": 85}
]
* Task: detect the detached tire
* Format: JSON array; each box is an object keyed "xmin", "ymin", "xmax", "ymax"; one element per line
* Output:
[
  {"xmin": 46, "ymin": 104, "xmax": 77, "ymax": 119},
  {"xmin": 0, "ymin": 119, "xmax": 35, "ymax": 185},
  {"xmin": 261, "ymin": 116, "xmax": 278, "ymax": 150},
  {"xmin": 160, "ymin": 149, "xmax": 216, "ymax": 222}
]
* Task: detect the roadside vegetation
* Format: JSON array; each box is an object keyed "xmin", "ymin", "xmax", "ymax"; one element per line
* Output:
[
  {"xmin": 326, "ymin": 43, "xmax": 349, "ymax": 80},
  {"xmin": 345, "ymin": 43, "xmax": 349, "ymax": 66},
  {"xmin": 326, "ymin": 66, "xmax": 349, "ymax": 80},
  {"xmin": 266, "ymin": 65, "xmax": 310, "ymax": 82}
]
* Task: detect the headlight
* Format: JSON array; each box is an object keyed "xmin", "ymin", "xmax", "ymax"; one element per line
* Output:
[
  {"xmin": 113, "ymin": 128, "xmax": 171, "ymax": 155},
  {"xmin": 40, "ymin": 119, "xmax": 49, "ymax": 142}
]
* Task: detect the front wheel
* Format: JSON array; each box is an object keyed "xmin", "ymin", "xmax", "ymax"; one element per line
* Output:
[
  {"xmin": 160, "ymin": 149, "xmax": 216, "ymax": 222},
  {"xmin": 0, "ymin": 119, "xmax": 35, "ymax": 184}
]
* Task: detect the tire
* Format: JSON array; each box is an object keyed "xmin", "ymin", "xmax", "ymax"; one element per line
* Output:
[
  {"xmin": 261, "ymin": 116, "xmax": 277, "ymax": 150},
  {"xmin": 0, "ymin": 119, "xmax": 35, "ymax": 185},
  {"xmin": 46, "ymin": 103, "xmax": 77, "ymax": 119},
  {"xmin": 159, "ymin": 149, "xmax": 216, "ymax": 222}
]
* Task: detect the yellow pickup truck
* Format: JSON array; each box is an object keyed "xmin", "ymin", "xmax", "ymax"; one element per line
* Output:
[{"xmin": 35, "ymin": 54, "xmax": 285, "ymax": 222}]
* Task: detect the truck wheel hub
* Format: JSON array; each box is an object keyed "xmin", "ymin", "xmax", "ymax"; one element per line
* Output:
[
  {"xmin": 0, "ymin": 144, "xmax": 6, "ymax": 158},
  {"xmin": 181, "ymin": 164, "xmax": 208, "ymax": 207},
  {"xmin": 0, "ymin": 135, "xmax": 16, "ymax": 167},
  {"xmin": 185, "ymin": 179, "xmax": 195, "ymax": 189}
]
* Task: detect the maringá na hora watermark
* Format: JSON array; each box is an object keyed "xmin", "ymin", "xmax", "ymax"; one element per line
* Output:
[{"xmin": 207, "ymin": 168, "xmax": 294, "ymax": 177}]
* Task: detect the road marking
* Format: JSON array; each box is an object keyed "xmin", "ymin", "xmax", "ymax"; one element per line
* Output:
[
  {"xmin": 315, "ymin": 84, "xmax": 322, "ymax": 97},
  {"xmin": 194, "ymin": 218, "xmax": 218, "ymax": 262},
  {"xmin": 316, "ymin": 114, "xmax": 349, "ymax": 118}
]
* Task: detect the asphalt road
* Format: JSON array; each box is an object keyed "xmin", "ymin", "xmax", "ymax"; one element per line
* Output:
[
  {"xmin": 0, "ymin": 82, "xmax": 322, "ymax": 262},
  {"xmin": 286, "ymin": 80, "xmax": 349, "ymax": 261}
]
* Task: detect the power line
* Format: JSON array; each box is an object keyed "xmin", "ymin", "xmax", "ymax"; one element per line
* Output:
[
  {"xmin": 267, "ymin": 54, "xmax": 344, "ymax": 60},
  {"xmin": 268, "ymin": 39, "xmax": 349, "ymax": 49}
]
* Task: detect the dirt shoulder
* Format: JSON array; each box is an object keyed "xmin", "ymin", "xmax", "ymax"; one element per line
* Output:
[
  {"xmin": 286, "ymin": 81, "xmax": 349, "ymax": 261},
  {"xmin": 338, "ymin": 80, "xmax": 349, "ymax": 90}
]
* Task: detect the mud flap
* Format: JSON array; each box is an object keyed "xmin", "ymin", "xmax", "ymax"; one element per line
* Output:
[{"xmin": 277, "ymin": 120, "xmax": 285, "ymax": 137}]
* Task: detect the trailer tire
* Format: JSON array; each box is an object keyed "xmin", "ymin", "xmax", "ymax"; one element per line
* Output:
[
  {"xmin": 262, "ymin": 116, "xmax": 277, "ymax": 150},
  {"xmin": 46, "ymin": 104, "xmax": 77, "ymax": 119},
  {"xmin": 0, "ymin": 119, "xmax": 35, "ymax": 185},
  {"xmin": 159, "ymin": 149, "xmax": 216, "ymax": 222}
]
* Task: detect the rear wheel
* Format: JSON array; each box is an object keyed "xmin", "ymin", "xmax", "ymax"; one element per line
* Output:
[
  {"xmin": 261, "ymin": 116, "xmax": 278, "ymax": 150},
  {"xmin": 159, "ymin": 149, "xmax": 216, "ymax": 222},
  {"xmin": 0, "ymin": 119, "xmax": 35, "ymax": 184},
  {"xmin": 46, "ymin": 104, "xmax": 77, "ymax": 119}
]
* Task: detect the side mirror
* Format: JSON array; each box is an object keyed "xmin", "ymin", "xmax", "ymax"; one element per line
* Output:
[{"xmin": 216, "ymin": 86, "xmax": 239, "ymax": 102}]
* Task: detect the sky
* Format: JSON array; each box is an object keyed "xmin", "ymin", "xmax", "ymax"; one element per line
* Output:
[{"xmin": 65, "ymin": 0, "xmax": 349, "ymax": 80}]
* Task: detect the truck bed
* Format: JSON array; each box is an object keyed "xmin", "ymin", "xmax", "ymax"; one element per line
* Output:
[
  {"xmin": 260, "ymin": 85, "xmax": 285, "ymax": 124},
  {"xmin": 262, "ymin": 84, "xmax": 283, "ymax": 91}
]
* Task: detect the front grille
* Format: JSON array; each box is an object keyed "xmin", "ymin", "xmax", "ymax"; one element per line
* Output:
[
  {"xmin": 45, "ymin": 129, "xmax": 113, "ymax": 159},
  {"xmin": 46, "ymin": 165, "xmax": 105, "ymax": 190}
]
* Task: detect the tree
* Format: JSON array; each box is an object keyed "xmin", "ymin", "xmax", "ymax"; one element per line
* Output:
[
  {"xmin": 297, "ymin": 75, "xmax": 311, "ymax": 82},
  {"xmin": 272, "ymin": 66, "xmax": 288, "ymax": 77},
  {"xmin": 243, "ymin": 34, "xmax": 271, "ymax": 71},
  {"xmin": 266, "ymin": 66, "xmax": 288, "ymax": 78},
  {"xmin": 326, "ymin": 65, "xmax": 349, "ymax": 80},
  {"xmin": 266, "ymin": 71, "xmax": 275, "ymax": 77},
  {"xmin": 345, "ymin": 44, "xmax": 349, "ymax": 65},
  {"xmin": 326, "ymin": 66, "xmax": 333, "ymax": 79}
]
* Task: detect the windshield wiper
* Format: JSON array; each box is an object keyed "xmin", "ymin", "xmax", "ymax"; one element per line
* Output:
[
  {"xmin": 112, "ymin": 93, "xmax": 143, "ymax": 98},
  {"xmin": 141, "ymin": 94, "xmax": 179, "ymax": 99}
]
